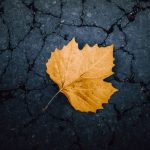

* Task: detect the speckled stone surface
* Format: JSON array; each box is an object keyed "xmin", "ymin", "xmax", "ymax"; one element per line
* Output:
[{"xmin": 0, "ymin": 0, "xmax": 150, "ymax": 150}]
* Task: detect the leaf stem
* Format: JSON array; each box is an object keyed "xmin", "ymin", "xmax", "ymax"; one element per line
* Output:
[{"xmin": 42, "ymin": 89, "xmax": 62, "ymax": 112}]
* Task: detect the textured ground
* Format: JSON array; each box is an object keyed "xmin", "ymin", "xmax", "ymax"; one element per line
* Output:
[{"xmin": 0, "ymin": 0, "xmax": 150, "ymax": 150}]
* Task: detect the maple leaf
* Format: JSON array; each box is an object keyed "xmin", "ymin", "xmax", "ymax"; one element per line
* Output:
[{"xmin": 45, "ymin": 38, "xmax": 118, "ymax": 113}]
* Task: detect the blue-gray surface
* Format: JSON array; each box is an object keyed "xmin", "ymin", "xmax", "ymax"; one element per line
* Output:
[{"xmin": 0, "ymin": 0, "xmax": 150, "ymax": 150}]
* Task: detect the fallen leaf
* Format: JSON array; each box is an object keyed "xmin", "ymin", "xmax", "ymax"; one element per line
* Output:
[{"xmin": 46, "ymin": 38, "xmax": 118, "ymax": 112}]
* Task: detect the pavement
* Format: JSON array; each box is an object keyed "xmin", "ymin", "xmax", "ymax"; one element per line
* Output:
[{"xmin": 0, "ymin": 0, "xmax": 150, "ymax": 150}]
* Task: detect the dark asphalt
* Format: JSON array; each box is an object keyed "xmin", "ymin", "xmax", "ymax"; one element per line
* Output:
[{"xmin": 0, "ymin": 0, "xmax": 150, "ymax": 150}]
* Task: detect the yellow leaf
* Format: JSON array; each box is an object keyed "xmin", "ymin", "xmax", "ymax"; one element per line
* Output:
[{"xmin": 46, "ymin": 38, "xmax": 118, "ymax": 112}]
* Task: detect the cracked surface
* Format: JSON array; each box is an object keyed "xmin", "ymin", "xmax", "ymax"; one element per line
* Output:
[{"xmin": 0, "ymin": 0, "xmax": 150, "ymax": 150}]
